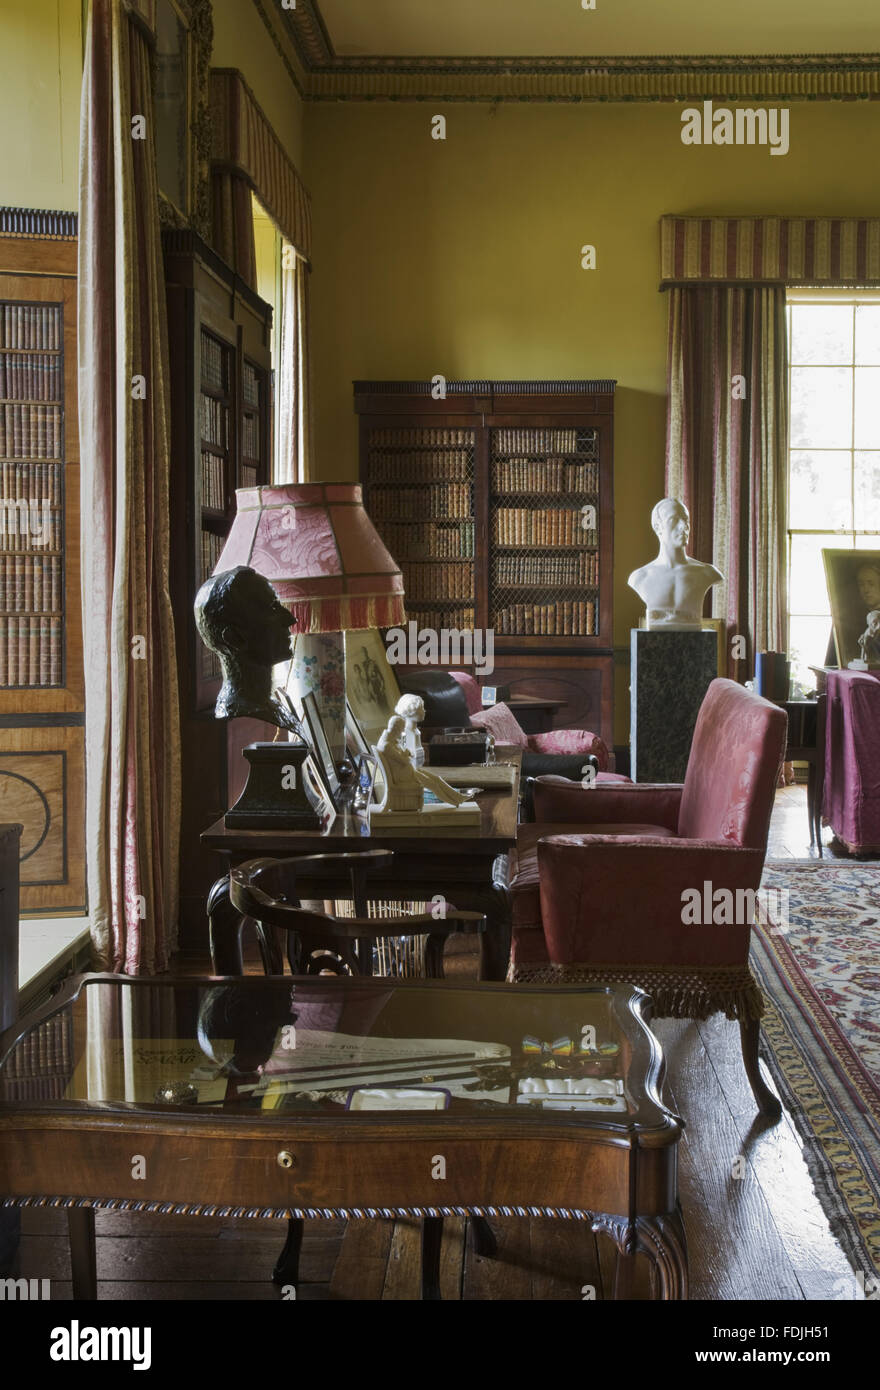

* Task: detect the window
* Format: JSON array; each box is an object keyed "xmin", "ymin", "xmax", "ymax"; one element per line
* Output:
[
  {"xmin": 251, "ymin": 193, "xmax": 283, "ymax": 478},
  {"xmin": 786, "ymin": 293, "xmax": 880, "ymax": 689}
]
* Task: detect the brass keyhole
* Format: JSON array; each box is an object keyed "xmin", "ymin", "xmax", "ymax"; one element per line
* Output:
[{"xmin": 277, "ymin": 1150, "xmax": 296, "ymax": 1170}]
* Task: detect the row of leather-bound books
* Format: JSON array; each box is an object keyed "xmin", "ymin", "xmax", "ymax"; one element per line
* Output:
[
  {"xmin": 1, "ymin": 461, "xmax": 63, "ymax": 504},
  {"xmin": 0, "ymin": 504, "xmax": 62, "ymax": 551},
  {"xmin": 200, "ymin": 393, "xmax": 227, "ymax": 449},
  {"xmin": 0, "ymin": 614, "xmax": 63, "ymax": 685},
  {"xmin": 0, "ymin": 403, "xmax": 63, "ymax": 458},
  {"xmin": 0, "ymin": 302, "xmax": 62, "ymax": 350},
  {"xmin": 405, "ymin": 605, "xmax": 476, "ymax": 631},
  {"xmin": 369, "ymin": 450, "xmax": 471, "ymax": 483},
  {"xmin": 494, "ymin": 550, "xmax": 599, "ymax": 586},
  {"xmin": 376, "ymin": 519, "xmax": 474, "ymax": 559},
  {"xmin": 0, "ymin": 353, "xmax": 62, "ymax": 400},
  {"xmin": 200, "ymin": 452, "xmax": 225, "ymax": 510},
  {"xmin": 199, "ymin": 528, "xmax": 224, "ymax": 585},
  {"xmin": 400, "ymin": 560, "xmax": 474, "ymax": 601},
  {"xmin": 370, "ymin": 483, "xmax": 471, "ymax": 521},
  {"xmin": 494, "ymin": 600, "xmax": 597, "ymax": 636},
  {"xmin": 200, "ymin": 330, "xmax": 227, "ymax": 391},
  {"xmin": 369, "ymin": 428, "xmax": 473, "ymax": 448},
  {"xmin": 493, "ymin": 507, "xmax": 592, "ymax": 547},
  {"xmin": 491, "ymin": 457, "xmax": 599, "ymax": 493},
  {"xmin": 0, "ymin": 553, "xmax": 63, "ymax": 612}
]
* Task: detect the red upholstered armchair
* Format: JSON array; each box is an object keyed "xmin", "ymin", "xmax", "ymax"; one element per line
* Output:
[{"xmin": 508, "ymin": 679, "xmax": 788, "ymax": 1116}]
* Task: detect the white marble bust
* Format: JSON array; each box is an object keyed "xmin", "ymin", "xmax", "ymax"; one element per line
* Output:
[{"xmin": 628, "ymin": 498, "xmax": 723, "ymax": 631}]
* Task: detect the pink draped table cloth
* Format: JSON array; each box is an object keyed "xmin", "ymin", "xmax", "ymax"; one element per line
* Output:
[{"xmin": 824, "ymin": 670, "xmax": 880, "ymax": 853}]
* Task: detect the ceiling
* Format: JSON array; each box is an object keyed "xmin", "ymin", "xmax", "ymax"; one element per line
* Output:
[{"xmin": 311, "ymin": 1, "xmax": 880, "ymax": 59}]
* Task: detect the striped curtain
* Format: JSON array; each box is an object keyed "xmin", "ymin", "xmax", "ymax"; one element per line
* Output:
[
  {"xmin": 78, "ymin": 0, "xmax": 181, "ymax": 972},
  {"xmin": 210, "ymin": 69, "xmax": 312, "ymax": 261},
  {"xmin": 211, "ymin": 168, "xmax": 257, "ymax": 288},
  {"xmin": 665, "ymin": 285, "xmax": 788, "ymax": 678}
]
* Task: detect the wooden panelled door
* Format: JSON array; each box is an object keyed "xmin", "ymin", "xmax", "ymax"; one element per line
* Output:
[{"xmin": 0, "ymin": 213, "xmax": 86, "ymax": 914}]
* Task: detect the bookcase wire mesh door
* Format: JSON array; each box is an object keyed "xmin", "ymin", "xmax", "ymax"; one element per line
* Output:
[
  {"xmin": 490, "ymin": 425, "xmax": 600, "ymax": 637},
  {"xmin": 0, "ymin": 300, "xmax": 65, "ymax": 688},
  {"xmin": 366, "ymin": 425, "xmax": 476, "ymax": 633}
]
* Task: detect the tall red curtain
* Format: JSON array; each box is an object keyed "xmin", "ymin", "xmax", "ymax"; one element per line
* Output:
[
  {"xmin": 78, "ymin": 0, "xmax": 181, "ymax": 972},
  {"xmin": 665, "ymin": 285, "xmax": 789, "ymax": 679}
]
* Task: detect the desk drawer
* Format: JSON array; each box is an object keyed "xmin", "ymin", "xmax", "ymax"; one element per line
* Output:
[{"xmin": 0, "ymin": 1122, "xmax": 637, "ymax": 1217}]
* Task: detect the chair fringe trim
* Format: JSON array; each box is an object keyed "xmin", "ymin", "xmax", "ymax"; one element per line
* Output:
[{"xmin": 507, "ymin": 961, "xmax": 765, "ymax": 1022}]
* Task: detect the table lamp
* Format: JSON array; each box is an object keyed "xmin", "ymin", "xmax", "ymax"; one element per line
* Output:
[{"xmin": 212, "ymin": 482, "xmax": 405, "ymax": 826}]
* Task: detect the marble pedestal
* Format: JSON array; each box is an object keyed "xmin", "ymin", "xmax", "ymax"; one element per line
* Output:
[{"xmin": 630, "ymin": 629, "xmax": 718, "ymax": 783}]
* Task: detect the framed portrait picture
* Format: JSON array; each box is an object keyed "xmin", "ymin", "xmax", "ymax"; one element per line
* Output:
[
  {"xmin": 345, "ymin": 701, "xmax": 372, "ymax": 760},
  {"xmin": 302, "ymin": 751, "xmax": 337, "ymax": 828},
  {"xmin": 822, "ymin": 549, "xmax": 880, "ymax": 669},
  {"xmin": 302, "ymin": 691, "xmax": 340, "ymax": 795},
  {"xmin": 344, "ymin": 629, "xmax": 402, "ymax": 745}
]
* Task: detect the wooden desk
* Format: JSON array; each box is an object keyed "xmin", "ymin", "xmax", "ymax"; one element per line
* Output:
[
  {"xmin": 0, "ymin": 974, "xmax": 686, "ymax": 1301},
  {"xmin": 201, "ymin": 752, "xmax": 521, "ymax": 982}
]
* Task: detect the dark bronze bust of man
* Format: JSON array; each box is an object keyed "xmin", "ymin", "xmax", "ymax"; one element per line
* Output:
[{"xmin": 194, "ymin": 566, "xmax": 306, "ymax": 737}]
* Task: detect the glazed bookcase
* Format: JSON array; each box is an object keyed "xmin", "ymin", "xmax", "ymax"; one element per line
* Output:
[{"xmin": 355, "ymin": 381, "xmax": 615, "ymax": 745}]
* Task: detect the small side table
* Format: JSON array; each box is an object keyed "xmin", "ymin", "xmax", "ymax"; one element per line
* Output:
[{"xmin": 777, "ymin": 697, "xmax": 826, "ymax": 852}]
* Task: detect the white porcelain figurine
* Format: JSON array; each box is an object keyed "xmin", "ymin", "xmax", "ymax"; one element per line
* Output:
[
  {"xmin": 628, "ymin": 497, "xmax": 723, "ymax": 630},
  {"xmin": 373, "ymin": 715, "xmax": 469, "ymax": 813},
  {"xmin": 395, "ymin": 693, "xmax": 426, "ymax": 766}
]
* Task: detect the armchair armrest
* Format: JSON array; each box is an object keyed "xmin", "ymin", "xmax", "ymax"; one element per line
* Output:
[
  {"xmin": 536, "ymin": 834, "xmax": 765, "ymax": 968},
  {"xmin": 532, "ymin": 777, "xmax": 683, "ymax": 831}
]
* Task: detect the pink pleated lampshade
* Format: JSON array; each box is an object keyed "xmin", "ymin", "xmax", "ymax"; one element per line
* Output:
[{"xmin": 214, "ymin": 482, "xmax": 405, "ymax": 633}]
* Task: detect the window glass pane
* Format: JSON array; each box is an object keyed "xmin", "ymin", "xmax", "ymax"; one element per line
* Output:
[
  {"xmin": 854, "ymin": 368, "xmax": 880, "ymax": 448},
  {"xmin": 789, "ymin": 304, "xmax": 853, "ymax": 365},
  {"xmin": 855, "ymin": 305, "xmax": 880, "ymax": 365},
  {"xmin": 788, "ymin": 616, "xmax": 833, "ymax": 687},
  {"xmin": 855, "ymin": 533, "xmax": 880, "ymax": 552},
  {"xmin": 854, "ymin": 453, "xmax": 880, "ymax": 531},
  {"xmin": 789, "ymin": 451, "xmax": 852, "ymax": 530},
  {"xmin": 789, "ymin": 532, "xmax": 851, "ymax": 615},
  {"xmin": 790, "ymin": 367, "xmax": 852, "ymax": 448}
]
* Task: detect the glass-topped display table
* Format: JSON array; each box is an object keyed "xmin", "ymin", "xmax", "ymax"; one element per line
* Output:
[{"xmin": 0, "ymin": 975, "xmax": 686, "ymax": 1299}]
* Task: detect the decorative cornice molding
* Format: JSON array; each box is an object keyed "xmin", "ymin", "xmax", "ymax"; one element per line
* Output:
[
  {"xmin": 251, "ymin": 0, "xmax": 308, "ymax": 100},
  {"xmin": 353, "ymin": 379, "xmax": 617, "ymax": 396},
  {"xmin": 269, "ymin": 7, "xmax": 880, "ymax": 103}
]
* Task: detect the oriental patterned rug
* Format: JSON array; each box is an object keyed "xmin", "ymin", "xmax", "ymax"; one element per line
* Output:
[{"xmin": 753, "ymin": 861, "xmax": 880, "ymax": 1288}]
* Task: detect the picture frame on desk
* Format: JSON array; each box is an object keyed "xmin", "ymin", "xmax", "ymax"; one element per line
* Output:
[
  {"xmin": 343, "ymin": 629, "xmax": 401, "ymax": 744},
  {"xmin": 302, "ymin": 691, "xmax": 340, "ymax": 796},
  {"xmin": 345, "ymin": 700, "xmax": 372, "ymax": 760},
  {"xmin": 302, "ymin": 751, "xmax": 337, "ymax": 827}
]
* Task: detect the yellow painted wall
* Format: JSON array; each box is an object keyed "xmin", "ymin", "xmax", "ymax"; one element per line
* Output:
[
  {"xmin": 304, "ymin": 100, "xmax": 880, "ymax": 741},
  {"xmin": 0, "ymin": 0, "xmax": 82, "ymax": 211},
  {"xmin": 211, "ymin": 0, "xmax": 304, "ymax": 169}
]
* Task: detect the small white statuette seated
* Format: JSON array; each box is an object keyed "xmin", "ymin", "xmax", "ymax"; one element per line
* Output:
[
  {"xmin": 373, "ymin": 715, "xmax": 469, "ymax": 813},
  {"xmin": 395, "ymin": 693, "xmax": 425, "ymax": 766},
  {"xmin": 628, "ymin": 497, "xmax": 723, "ymax": 631}
]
